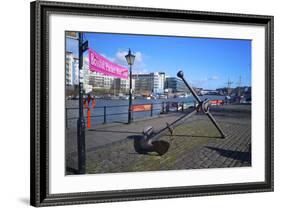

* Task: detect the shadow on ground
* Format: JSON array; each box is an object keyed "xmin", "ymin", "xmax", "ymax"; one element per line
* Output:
[
  {"xmin": 171, "ymin": 134, "xmax": 221, "ymax": 139},
  {"xmin": 89, "ymin": 129, "xmax": 141, "ymax": 134},
  {"xmin": 205, "ymin": 146, "xmax": 251, "ymax": 164}
]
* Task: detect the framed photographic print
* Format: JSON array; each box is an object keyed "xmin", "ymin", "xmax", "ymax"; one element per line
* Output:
[{"xmin": 30, "ymin": 0, "xmax": 274, "ymax": 207}]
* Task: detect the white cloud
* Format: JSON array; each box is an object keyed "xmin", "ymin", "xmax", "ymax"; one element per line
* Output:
[
  {"xmin": 113, "ymin": 50, "xmax": 148, "ymax": 74},
  {"xmin": 210, "ymin": 76, "xmax": 219, "ymax": 80}
]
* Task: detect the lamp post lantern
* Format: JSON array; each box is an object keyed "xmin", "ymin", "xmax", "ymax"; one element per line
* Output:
[{"xmin": 125, "ymin": 49, "xmax": 135, "ymax": 124}]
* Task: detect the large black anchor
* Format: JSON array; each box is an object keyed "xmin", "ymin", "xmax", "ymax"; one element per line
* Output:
[{"xmin": 134, "ymin": 71, "xmax": 226, "ymax": 156}]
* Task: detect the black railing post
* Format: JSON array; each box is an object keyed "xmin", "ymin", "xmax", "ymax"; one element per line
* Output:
[
  {"xmin": 150, "ymin": 103, "xmax": 153, "ymax": 117},
  {"xmin": 103, "ymin": 106, "xmax": 107, "ymax": 124},
  {"xmin": 166, "ymin": 102, "xmax": 170, "ymax": 113},
  {"xmin": 132, "ymin": 108, "xmax": 134, "ymax": 121},
  {"xmin": 65, "ymin": 108, "xmax": 68, "ymax": 129},
  {"xmin": 161, "ymin": 102, "xmax": 164, "ymax": 114}
]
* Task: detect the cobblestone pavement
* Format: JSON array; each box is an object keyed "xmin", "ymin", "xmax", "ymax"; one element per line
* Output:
[
  {"xmin": 66, "ymin": 104, "xmax": 251, "ymax": 174},
  {"xmin": 65, "ymin": 112, "xmax": 188, "ymax": 159}
]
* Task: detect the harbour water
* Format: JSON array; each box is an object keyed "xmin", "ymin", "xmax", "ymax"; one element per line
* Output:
[{"xmin": 65, "ymin": 95, "xmax": 225, "ymax": 128}]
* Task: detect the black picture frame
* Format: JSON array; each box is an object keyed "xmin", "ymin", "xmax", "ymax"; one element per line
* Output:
[{"xmin": 30, "ymin": 0, "xmax": 274, "ymax": 207}]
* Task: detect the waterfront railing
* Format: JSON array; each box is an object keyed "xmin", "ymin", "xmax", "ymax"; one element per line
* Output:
[{"xmin": 65, "ymin": 101, "xmax": 195, "ymax": 128}]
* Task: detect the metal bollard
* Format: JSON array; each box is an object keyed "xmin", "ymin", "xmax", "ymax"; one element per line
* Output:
[
  {"xmin": 161, "ymin": 102, "xmax": 165, "ymax": 114},
  {"xmin": 103, "ymin": 106, "xmax": 107, "ymax": 124}
]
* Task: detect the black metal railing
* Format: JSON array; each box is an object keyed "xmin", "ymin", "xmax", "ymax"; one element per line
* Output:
[{"xmin": 65, "ymin": 101, "xmax": 195, "ymax": 128}]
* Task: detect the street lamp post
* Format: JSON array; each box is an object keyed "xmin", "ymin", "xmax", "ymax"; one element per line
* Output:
[
  {"xmin": 77, "ymin": 32, "xmax": 88, "ymax": 174},
  {"xmin": 125, "ymin": 49, "xmax": 135, "ymax": 124}
]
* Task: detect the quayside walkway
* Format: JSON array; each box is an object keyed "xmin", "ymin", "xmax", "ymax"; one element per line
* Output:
[{"xmin": 66, "ymin": 104, "xmax": 251, "ymax": 174}]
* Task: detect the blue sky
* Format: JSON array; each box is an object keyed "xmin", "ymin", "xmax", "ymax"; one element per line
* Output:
[{"xmin": 66, "ymin": 32, "xmax": 251, "ymax": 90}]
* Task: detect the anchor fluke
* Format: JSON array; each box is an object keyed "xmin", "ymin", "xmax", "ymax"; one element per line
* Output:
[
  {"xmin": 133, "ymin": 126, "xmax": 170, "ymax": 156},
  {"xmin": 151, "ymin": 141, "xmax": 170, "ymax": 156}
]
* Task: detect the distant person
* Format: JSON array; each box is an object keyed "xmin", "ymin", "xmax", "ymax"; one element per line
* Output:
[{"xmin": 84, "ymin": 94, "xmax": 96, "ymax": 108}]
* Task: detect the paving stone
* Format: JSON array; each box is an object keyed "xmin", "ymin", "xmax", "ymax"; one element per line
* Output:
[{"xmin": 66, "ymin": 105, "xmax": 251, "ymax": 174}]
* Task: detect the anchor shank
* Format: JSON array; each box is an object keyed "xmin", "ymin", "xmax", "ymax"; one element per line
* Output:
[
  {"xmin": 206, "ymin": 111, "xmax": 226, "ymax": 138},
  {"xmin": 151, "ymin": 109, "xmax": 198, "ymax": 142},
  {"xmin": 177, "ymin": 70, "xmax": 226, "ymax": 139}
]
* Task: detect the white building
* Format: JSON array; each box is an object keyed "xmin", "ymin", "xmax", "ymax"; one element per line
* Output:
[
  {"xmin": 72, "ymin": 58, "xmax": 79, "ymax": 85},
  {"xmin": 82, "ymin": 57, "xmax": 92, "ymax": 94},
  {"xmin": 132, "ymin": 78, "xmax": 136, "ymax": 91},
  {"xmin": 132, "ymin": 72, "xmax": 165, "ymax": 94},
  {"xmin": 153, "ymin": 72, "xmax": 165, "ymax": 94},
  {"xmin": 88, "ymin": 72, "xmax": 131, "ymax": 92},
  {"xmin": 88, "ymin": 71, "xmax": 115, "ymax": 89},
  {"xmin": 121, "ymin": 78, "xmax": 130, "ymax": 90},
  {"xmin": 112, "ymin": 78, "xmax": 130, "ymax": 92},
  {"xmin": 65, "ymin": 52, "xmax": 80, "ymax": 86},
  {"xmin": 65, "ymin": 51, "xmax": 74, "ymax": 86}
]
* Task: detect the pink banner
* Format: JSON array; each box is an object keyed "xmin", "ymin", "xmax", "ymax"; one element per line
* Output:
[{"xmin": 88, "ymin": 48, "xmax": 128, "ymax": 79}]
